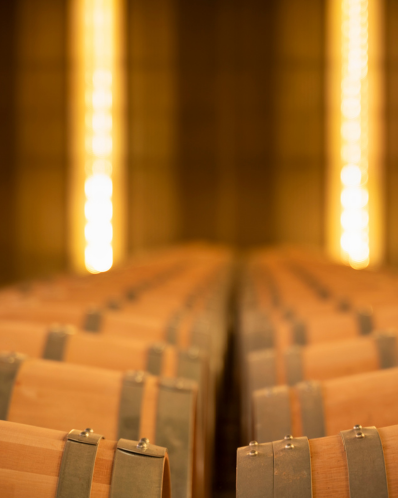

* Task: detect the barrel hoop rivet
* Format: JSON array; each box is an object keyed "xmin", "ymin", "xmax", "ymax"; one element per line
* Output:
[{"xmin": 248, "ymin": 440, "xmax": 258, "ymax": 456}]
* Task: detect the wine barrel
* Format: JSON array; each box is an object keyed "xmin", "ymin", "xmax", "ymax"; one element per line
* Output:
[
  {"xmin": 0, "ymin": 300, "xmax": 213, "ymax": 353},
  {"xmin": 0, "ymin": 353, "xmax": 197, "ymax": 498},
  {"xmin": 246, "ymin": 329, "xmax": 398, "ymax": 391},
  {"xmin": 0, "ymin": 320, "xmax": 207, "ymax": 385},
  {"xmin": 238, "ymin": 305, "xmax": 370, "ymax": 439},
  {"xmin": 3, "ymin": 255, "xmax": 226, "ymax": 309},
  {"xmin": 0, "ymin": 320, "xmax": 211, "ymax": 496},
  {"xmin": 244, "ymin": 251, "xmax": 398, "ymax": 335},
  {"xmin": 0, "ymin": 420, "xmax": 171, "ymax": 498},
  {"xmin": 252, "ymin": 365, "xmax": 398, "ymax": 444},
  {"xmin": 237, "ymin": 424, "xmax": 395, "ymax": 498},
  {"xmin": 242, "ymin": 304, "xmax": 371, "ymax": 349}
]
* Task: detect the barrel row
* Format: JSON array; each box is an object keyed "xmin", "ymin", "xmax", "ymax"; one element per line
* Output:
[
  {"xmin": 0, "ymin": 245, "xmax": 232, "ymax": 376},
  {"xmin": 0, "ymin": 243, "xmax": 233, "ymax": 498},
  {"xmin": 237, "ymin": 247, "xmax": 398, "ymax": 497},
  {"xmin": 238, "ymin": 248, "xmax": 398, "ymax": 441}
]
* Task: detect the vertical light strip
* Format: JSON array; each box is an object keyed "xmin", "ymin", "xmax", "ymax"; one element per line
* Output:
[
  {"xmin": 70, "ymin": 0, "xmax": 125, "ymax": 274},
  {"xmin": 340, "ymin": 0, "xmax": 369, "ymax": 269},
  {"xmin": 84, "ymin": 0, "xmax": 114, "ymax": 273},
  {"xmin": 327, "ymin": 0, "xmax": 383, "ymax": 268}
]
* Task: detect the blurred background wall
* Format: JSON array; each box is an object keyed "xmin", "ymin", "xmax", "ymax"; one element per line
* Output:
[
  {"xmin": 127, "ymin": 0, "xmax": 180, "ymax": 252},
  {"xmin": 0, "ymin": 0, "xmax": 395, "ymax": 282},
  {"xmin": 0, "ymin": 0, "xmax": 68, "ymax": 283},
  {"xmin": 175, "ymin": 0, "xmax": 325, "ymax": 247},
  {"xmin": 385, "ymin": 0, "xmax": 398, "ymax": 266}
]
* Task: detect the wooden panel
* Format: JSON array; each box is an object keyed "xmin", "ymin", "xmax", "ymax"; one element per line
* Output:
[
  {"xmin": 385, "ymin": 0, "xmax": 398, "ymax": 265},
  {"xmin": 175, "ymin": 0, "xmax": 219, "ymax": 242},
  {"xmin": 127, "ymin": 0, "xmax": 180, "ymax": 251},
  {"xmin": 232, "ymin": 0, "xmax": 275, "ymax": 247},
  {"xmin": 0, "ymin": 2, "xmax": 17, "ymax": 284},
  {"xmin": 273, "ymin": 0, "xmax": 325, "ymax": 246},
  {"xmin": 176, "ymin": 0, "xmax": 325, "ymax": 247},
  {"xmin": 14, "ymin": 0, "xmax": 67, "ymax": 279}
]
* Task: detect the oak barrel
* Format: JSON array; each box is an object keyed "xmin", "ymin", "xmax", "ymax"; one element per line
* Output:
[
  {"xmin": 0, "ymin": 420, "xmax": 171, "ymax": 498},
  {"xmin": 237, "ymin": 424, "xmax": 397, "ymax": 498},
  {"xmin": 0, "ymin": 354, "xmax": 197, "ymax": 498}
]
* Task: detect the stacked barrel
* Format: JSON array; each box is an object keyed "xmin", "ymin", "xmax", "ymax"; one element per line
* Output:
[
  {"xmin": 237, "ymin": 247, "xmax": 398, "ymax": 497},
  {"xmin": 0, "ymin": 243, "xmax": 233, "ymax": 498}
]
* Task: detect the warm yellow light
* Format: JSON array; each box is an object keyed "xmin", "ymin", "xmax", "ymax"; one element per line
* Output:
[
  {"xmin": 341, "ymin": 187, "xmax": 368, "ymax": 209},
  {"xmin": 339, "ymin": 0, "xmax": 369, "ymax": 269},
  {"xmin": 92, "ymin": 113, "xmax": 112, "ymax": 133},
  {"xmin": 341, "ymin": 122, "xmax": 361, "ymax": 141},
  {"xmin": 84, "ymin": 0, "xmax": 115, "ymax": 273},
  {"xmin": 85, "ymin": 199, "xmax": 113, "ymax": 222},
  {"xmin": 70, "ymin": 0, "xmax": 125, "ymax": 273},
  {"xmin": 341, "ymin": 209, "xmax": 368, "ymax": 230},
  {"xmin": 92, "ymin": 159, "xmax": 112, "ymax": 175},
  {"xmin": 85, "ymin": 221, "xmax": 113, "ymax": 244},
  {"xmin": 341, "ymin": 164, "xmax": 362, "ymax": 186},
  {"xmin": 92, "ymin": 90, "xmax": 113, "ymax": 109},
  {"xmin": 85, "ymin": 173, "xmax": 113, "ymax": 198},
  {"xmin": 92, "ymin": 135, "xmax": 113, "ymax": 156},
  {"xmin": 341, "ymin": 98, "xmax": 361, "ymax": 118},
  {"xmin": 93, "ymin": 69, "xmax": 112, "ymax": 86},
  {"xmin": 85, "ymin": 244, "xmax": 113, "ymax": 273}
]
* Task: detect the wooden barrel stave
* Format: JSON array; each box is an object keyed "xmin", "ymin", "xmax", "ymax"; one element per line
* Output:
[{"xmin": 0, "ymin": 419, "xmax": 171, "ymax": 498}]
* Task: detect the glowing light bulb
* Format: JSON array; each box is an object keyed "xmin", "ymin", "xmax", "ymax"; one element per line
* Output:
[
  {"xmin": 85, "ymin": 244, "xmax": 113, "ymax": 273},
  {"xmin": 341, "ymin": 98, "xmax": 361, "ymax": 119},
  {"xmin": 341, "ymin": 164, "xmax": 362, "ymax": 186},
  {"xmin": 85, "ymin": 221, "xmax": 113, "ymax": 244},
  {"xmin": 85, "ymin": 173, "xmax": 113, "ymax": 199},
  {"xmin": 92, "ymin": 113, "xmax": 112, "ymax": 133},
  {"xmin": 341, "ymin": 209, "xmax": 368, "ymax": 230},
  {"xmin": 341, "ymin": 122, "xmax": 361, "ymax": 141},
  {"xmin": 93, "ymin": 69, "xmax": 112, "ymax": 87},
  {"xmin": 85, "ymin": 198, "xmax": 113, "ymax": 223},
  {"xmin": 92, "ymin": 90, "xmax": 112, "ymax": 109},
  {"xmin": 92, "ymin": 135, "xmax": 113, "ymax": 156},
  {"xmin": 341, "ymin": 143, "xmax": 361, "ymax": 163},
  {"xmin": 341, "ymin": 187, "xmax": 368, "ymax": 209},
  {"xmin": 92, "ymin": 159, "xmax": 112, "ymax": 175}
]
